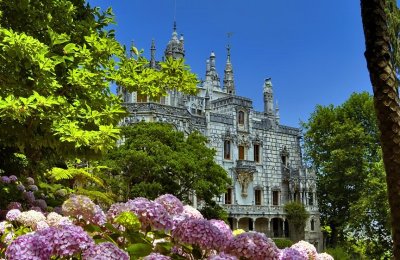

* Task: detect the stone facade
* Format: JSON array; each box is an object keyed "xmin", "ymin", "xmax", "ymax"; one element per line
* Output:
[{"xmin": 118, "ymin": 24, "xmax": 323, "ymax": 250}]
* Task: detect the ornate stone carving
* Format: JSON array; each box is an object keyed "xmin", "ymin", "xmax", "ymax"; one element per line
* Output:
[{"xmin": 236, "ymin": 170, "xmax": 253, "ymax": 197}]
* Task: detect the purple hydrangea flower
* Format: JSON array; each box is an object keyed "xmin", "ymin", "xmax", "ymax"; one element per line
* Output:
[
  {"xmin": 225, "ymin": 232, "xmax": 280, "ymax": 260},
  {"xmin": 278, "ymin": 247, "xmax": 308, "ymax": 260},
  {"xmin": 82, "ymin": 242, "xmax": 129, "ymax": 260},
  {"xmin": 33, "ymin": 199, "xmax": 47, "ymax": 210},
  {"xmin": 208, "ymin": 252, "xmax": 238, "ymax": 260},
  {"xmin": 27, "ymin": 184, "xmax": 39, "ymax": 192},
  {"xmin": 125, "ymin": 197, "xmax": 174, "ymax": 231},
  {"xmin": 7, "ymin": 202, "xmax": 22, "ymax": 210},
  {"xmin": 6, "ymin": 209, "xmax": 21, "ymax": 221},
  {"xmin": 23, "ymin": 191, "xmax": 35, "ymax": 203},
  {"xmin": 291, "ymin": 240, "xmax": 318, "ymax": 260},
  {"xmin": 16, "ymin": 184, "xmax": 26, "ymax": 192},
  {"xmin": 182, "ymin": 205, "xmax": 203, "ymax": 219},
  {"xmin": 172, "ymin": 218, "xmax": 226, "ymax": 251},
  {"xmin": 6, "ymin": 233, "xmax": 52, "ymax": 260},
  {"xmin": 144, "ymin": 252, "xmax": 171, "ymax": 260},
  {"xmin": 26, "ymin": 177, "xmax": 35, "ymax": 185},
  {"xmin": 209, "ymin": 219, "xmax": 233, "ymax": 240},
  {"xmin": 155, "ymin": 194, "xmax": 184, "ymax": 215},
  {"xmin": 1, "ymin": 176, "xmax": 10, "ymax": 184},
  {"xmin": 37, "ymin": 224, "xmax": 94, "ymax": 257},
  {"xmin": 9, "ymin": 175, "xmax": 18, "ymax": 182},
  {"xmin": 62, "ymin": 195, "xmax": 106, "ymax": 226}
]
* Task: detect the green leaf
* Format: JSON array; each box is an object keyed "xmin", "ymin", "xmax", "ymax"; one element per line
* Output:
[{"xmin": 126, "ymin": 243, "xmax": 153, "ymax": 258}]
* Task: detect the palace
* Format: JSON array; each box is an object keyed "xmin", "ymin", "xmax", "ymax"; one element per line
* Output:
[{"xmin": 118, "ymin": 23, "xmax": 323, "ymax": 250}]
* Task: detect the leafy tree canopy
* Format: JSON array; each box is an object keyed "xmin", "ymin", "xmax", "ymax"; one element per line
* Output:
[
  {"xmin": 0, "ymin": 0, "xmax": 198, "ymax": 177},
  {"xmin": 302, "ymin": 92, "xmax": 391, "ymax": 257},
  {"xmin": 101, "ymin": 122, "xmax": 231, "ymax": 208}
]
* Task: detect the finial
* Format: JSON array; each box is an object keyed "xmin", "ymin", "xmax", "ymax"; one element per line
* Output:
[
  {"xmin": 173, "ymin": 21, "xmax": 177, "ymax": 32},
  {"xmin": 151, "ymin": 39, "xmax": 156, "ymax": 50},
  {"xmin": 226, "ymin": 44, "xmax": 231, "ymax": 63}
]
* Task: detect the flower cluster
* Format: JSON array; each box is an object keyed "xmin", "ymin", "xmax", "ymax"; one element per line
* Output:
[
  {"xmin": 16, "ymin": 210, "xmax": 46, "ymax": 229},
  {"xmin": 155, "ymin": 194, "xmax": 184, "ymax": 215},
  {"xmin": 291, "ymin": 240, "xmax": 318, "ymax": 260},
  {"xmin": 317, "ymin": 252, "xmax": 334, "ymax": 260},
  {"xmin": 225, "ymin": 232, "xmax": 280, "ymax": 260},
  {"xmin": 208, "ymin": 252, "xmax": 238, "ymax": 260},
  {"xmin": 6, "ymin": 209, "xmax": 21, "ymax": 221},
  {"xmin": 62, "ymin": 195, "xmax": 106, "ymax": 226},
  {"xmin": 172, "ymin": 218, "xmax": 226, "ymax": 251},
  {"xmin": 6, "ymin": 225, "xmax": 94, "ymax": 259},
  {"xmin": 279, "ymin": 247, "xmax": 308, "ymax": 259},
  {"xmin": 82, "ymin": 242, "xmax": 129, "ymax": 260}
]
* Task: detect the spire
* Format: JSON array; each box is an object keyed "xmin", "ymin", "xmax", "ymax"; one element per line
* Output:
[
  {"xmin": 223, "ymin": 44, "xmax": 235, "ymax": 95},
  {"xmin": 275, "ymin": 100, "xmax": 280, "ymax": 123},
  {"xmin": 150, "ymin": 39, "xmax": 156, "ymax": 68},
  {"xmin": 263, "ymin": 78, "xmax": 274, "ymax": 116},
  {"xmin": 164, "ymin": 21, "xmax": 185, "ymax": 59},
  {"xmin": 204, "ymin": 51, "xmax": 221, "ymax": 90}
]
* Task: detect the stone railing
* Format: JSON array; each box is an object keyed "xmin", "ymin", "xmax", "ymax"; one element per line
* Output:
[
  {"xmin": 236, "ymin": 160, "xmax": 257, "ymax": 170},
  {"xmin": 222, "ymin": 204, "xmax": 285, "ymax": 216}
]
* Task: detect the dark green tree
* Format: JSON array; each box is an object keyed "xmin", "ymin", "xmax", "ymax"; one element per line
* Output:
[
  {"xmin": 101, "ymin": 122, "xmax": 231, "ymax": 209},
  {"xmin": 303, "ymin": 92, "xmax": 391, "ymax": 257},
  {"xmin": 284, "ymin": 201, "xmax": 309, "ymax": 242}
]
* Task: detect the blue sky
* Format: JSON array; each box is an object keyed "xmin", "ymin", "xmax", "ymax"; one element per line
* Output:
[{"xmin": 88, "ymin": 0, "xmax": 370, "ymax": 127}]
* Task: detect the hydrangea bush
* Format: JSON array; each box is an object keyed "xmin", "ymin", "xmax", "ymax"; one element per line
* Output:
[{"xmin": 0, "ymin": 192, "xmax": 333, "ymax": 259}]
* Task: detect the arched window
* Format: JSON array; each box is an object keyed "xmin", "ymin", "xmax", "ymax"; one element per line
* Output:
[
  {"xmin": 311, "ymin": 219, "xmax": 315, "ymax": 231},
  {"xmin": 255, "ymin": 189, "xmax": 262, "ymax": 205},
  {"xmin": 238, "ymin": 111, "xmax": 245, "ymax": 125},
  {"xmin": 224, "ymin": 140, "xmax": 231, "ymax": 160}
]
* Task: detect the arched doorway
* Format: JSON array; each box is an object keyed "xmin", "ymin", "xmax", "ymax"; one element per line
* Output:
[
  {"xmin": 238, "ymin": 217, "xmax": 253, "ymax": 231},
  {"xmin": 271, "ymin": 218, "xmax": 284, "ymax": 238},
  {"xmin": 254, "ymin": 218, "xmax": 269, "ymax": 234}
]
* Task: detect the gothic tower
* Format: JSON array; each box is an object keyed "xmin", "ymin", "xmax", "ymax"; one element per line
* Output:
[
  {"xmin": 263, "ymin": 78, "xmax": 274, "ymax": 116},
  {"xmin": 223, "ymin": 45, "xmax": 235, "ymax": 95}
]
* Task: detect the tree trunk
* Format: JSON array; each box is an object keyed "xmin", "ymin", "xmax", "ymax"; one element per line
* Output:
[{"xmin": 361, "ymin": 0, "xmax": 400, "ymax": 258}]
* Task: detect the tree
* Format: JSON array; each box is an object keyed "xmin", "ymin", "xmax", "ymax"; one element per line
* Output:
[
  {"xmin": 303, "ymin": 92, "xmax": 392, "ymax": 256},
  {"xmin": 101, "ymin": 122, "xmax": 231, "ymax": 209},
  {"xmin": 0, "ymin": 0, "xmax": 198, "ymax": 178},
  {"xmin": 284, "ymin": 202, "xmax": 309, "ymax": 242},
  {"xmin": 361, "ymin": 0, "xmax": 400, "ymax": 257}
]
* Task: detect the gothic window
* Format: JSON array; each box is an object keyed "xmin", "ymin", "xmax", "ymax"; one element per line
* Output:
[
  {"xmin": 225, "ymin": 188, "xmax": 232, "ymax": 204},
  {"xmin": 311, "ymin": 219, "xmax": 315, "ymax": 231},
  {"xmin": 281, "ymin": 154, "xmax": 287, "ymax": 166},
  {"xmin": 224, "ymin": 140, "xmax": 231, "ymax": 160},
  {"xmin": 254, "ymin": 144, "xmax": 260, "ymax": 163},
  {"xmin": 137, "ymin": 93, "xmax": 147, "ymax": 103},
  {"xmin": 308, "ymin": 192, "xmax": 314, "ymax": 205},
  {"xmin": 238, "ymin": 145, "xmax": 245, "ymax": 160},
  {"xmin": 255, "ymin": 189, "xmax": 262, "ymax": 205},
  {"xmin": 238, "ymin": 111, "xmax": 245, "ymax": 125},
  {"xmin": 272, "ymin": 191, "xmax": 279, "ymax": 205}
]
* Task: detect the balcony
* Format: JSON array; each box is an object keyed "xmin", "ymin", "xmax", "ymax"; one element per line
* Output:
[
  {"xmin": 236, "ymin": 160, "xmax": 257, "ymax": 172},
  {"xmin": 223, "ymin": 204, "xmax": 284, "ymax": 216}
]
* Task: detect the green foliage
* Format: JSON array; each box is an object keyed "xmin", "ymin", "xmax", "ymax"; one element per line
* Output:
[
  {"xmin": 0, "ymin": 0, "xmax": 198, "ymax": 178},
  {"xmin": 302, "ymin": 92, "xmax": 392, "ymax": 256},
  {"xmin": 101, "ymin": 122, "xmax": 231, "ymax": 208},
  {"xmin": 324, "ymin": 246, "xmax": 352, "ymax": 260},
  {"xmin": 273, "ymin": 238, "xmax": 293, "ymax": 249},
  {"xmin": 114, "ymin": 212, "xmax": 141, "ymax": 230},
  {"xmin": 284, "ymin": 202, "xmax": 309, "ymax": 228},
  {"xmin": 200, "ymin": 201, "xmax": 228, "ymax": 221}
]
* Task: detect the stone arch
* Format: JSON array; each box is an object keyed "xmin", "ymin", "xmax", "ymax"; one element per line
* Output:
[
  {"xmin": 254, "ymin": 217, "xmax": 269, "ymax": 234},
  {"xmin": 238, "ymin": 217, "xmax": 253, "ymax": 231}
]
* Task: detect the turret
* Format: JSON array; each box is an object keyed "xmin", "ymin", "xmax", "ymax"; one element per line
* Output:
[
  {"xmin": 223, "ymin": 45, "xmax": 235, "ymax": 95},
  {"xmin": 203, "ymin": 51, "xmax": 221, "ymax": 90},
  {"xmin": 263, "ymin": 78, "xmax": 274, "ymax": 116},
  {"xmin": 150, "ymin": 39, "xmax": 156, "ymax": 68},
  {"xmin": 164, "ymin": 21, "xmax": 185, "ymax": 59}
]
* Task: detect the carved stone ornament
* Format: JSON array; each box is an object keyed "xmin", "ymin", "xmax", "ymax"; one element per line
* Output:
[{"xmin": 236, "ymin": 170, "xmax": 254, "ymax": 197}]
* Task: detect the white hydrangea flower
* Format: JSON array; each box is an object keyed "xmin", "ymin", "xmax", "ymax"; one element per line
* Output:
[{"xmin": 16, "ymin": 210, "xmax": 46, "ymax": 229}]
